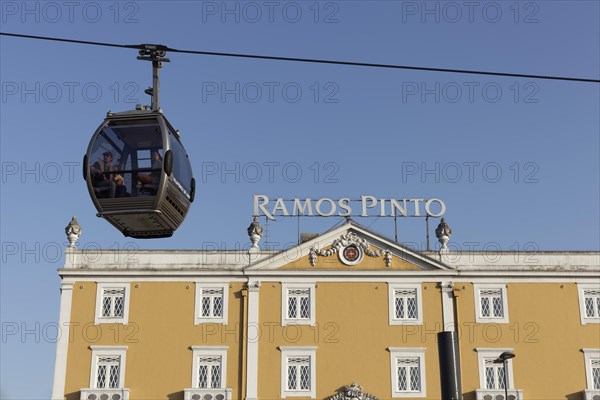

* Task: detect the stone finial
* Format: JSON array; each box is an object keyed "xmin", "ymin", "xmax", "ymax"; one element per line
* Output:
[
  {"xmin": 384, "ymin": 249, "xmax": 392, "ymax": 268},
  {"xmin": 309, "ymin": 247, "xmax": 317, "ymax": 267},
  {"xmin": 247, "ymin": 217, "xmax": 263, "ymax": 249},
  {"xmin": 435, "ymin": 218, "xmax": 452, "ymax": 253},
  {"xmin": 65, "ymin": 216, "xmax": 82, "ymax": 248}
]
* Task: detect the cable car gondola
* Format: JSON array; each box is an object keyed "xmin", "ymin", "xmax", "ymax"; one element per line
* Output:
[{"xmin": 83, "ymin": 46, "xmax": 195, "ymax": 238}]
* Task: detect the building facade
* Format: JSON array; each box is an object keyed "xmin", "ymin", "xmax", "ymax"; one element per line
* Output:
[{"xmin": 52, "ymin": 220, "xmax": 600, "ymax": 400}]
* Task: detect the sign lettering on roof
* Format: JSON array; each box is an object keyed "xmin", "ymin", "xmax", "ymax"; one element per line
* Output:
[{"xmin": 253, "ymin": 195, "xmax": 446, "ymax": 220}]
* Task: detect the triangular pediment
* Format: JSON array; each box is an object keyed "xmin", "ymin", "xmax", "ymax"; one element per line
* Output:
[{"xmin": 247, "ymin": 222, "xmax": 448, "ymax": 271}]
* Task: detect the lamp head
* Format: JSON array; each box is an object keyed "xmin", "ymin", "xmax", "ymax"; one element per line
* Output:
[{"xmin": 493, "ymin": 351, "xmax": 516, "ymax": 363}]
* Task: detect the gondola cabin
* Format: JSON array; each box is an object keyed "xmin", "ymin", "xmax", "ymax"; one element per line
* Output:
[{"xmin": 83, "ymin": 108, "xmax": 195, "ymax": 238}]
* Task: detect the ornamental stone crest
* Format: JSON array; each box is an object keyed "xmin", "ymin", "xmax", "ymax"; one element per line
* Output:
[
  {"xmin": 309, "ymin": 232, "xmax": 386, "ymax": 267},
  {"xmin": 326, "ymin": 383, "xmax": 379, "ymax": 400}
]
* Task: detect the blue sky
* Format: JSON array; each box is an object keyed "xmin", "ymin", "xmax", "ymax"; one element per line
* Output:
[{"xmin": 1, "ymin": 1, "xmax": 599, "ymax": 398}]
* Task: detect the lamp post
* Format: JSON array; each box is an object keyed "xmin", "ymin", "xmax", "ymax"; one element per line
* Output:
[{"xmin": 493, "ymin": 351, "xmax": 516, "ymax": 400}]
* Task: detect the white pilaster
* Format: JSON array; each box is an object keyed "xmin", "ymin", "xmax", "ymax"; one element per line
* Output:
[
  {"xmin": 440, "ymin": 281, "xmax": 455, "ymax": 331},
  {"xmin": 51, "ymin": 281, "xmax": 74, "ymax": 400},
  {"xmin": 245, "ymin": 281, "xmax": 260, "ymax": 400}
]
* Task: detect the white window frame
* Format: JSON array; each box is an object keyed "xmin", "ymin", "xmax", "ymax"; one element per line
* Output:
[
  {"xmin": 482, "ymin": 359, "xmax": 507, "ymax": 390},
  {"xmin": 476, "ymin": 348, "xmax": 515, "ymax": 391},
  {"xmin": 474, "ymin": 284, "xmax": 509, "ymax": 323},
  {"xmin": 95, "ymin": 283, "xmax": 131, "ymax": 324},
  {"xmin": 388, "ymin": 284, "xmax": 423, "ymax": 325},
  {"xmin": 191, "ymin": 346, "xmax": 228, "ymax": 389},
  {"xmin": 195, "ymin": 283, "xmax": 229, "ymax": 325},
  {"xmin": 279, "ymin": 346, "xmax": 317, "ymax": 398},
  {"xmin": 388, "ymin": 348, "xmax": 426, "ymax": 398},
  {"xmin": 583, "ymin": 349, "xmax": 600, "ymax": 390},
  {"xmin": 89, "ymin": 346, "xmax": 127, "ymax": 389},
  {"xmin": 281, "ymin": 283, "xmax": 316, "ymax": 326},
  {"xmin": 578, "ymin": 284, "xmax": 600, "ymax": 325}
]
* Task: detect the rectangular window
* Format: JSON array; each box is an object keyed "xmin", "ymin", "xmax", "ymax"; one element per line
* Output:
[
  {"xmin": 483, "ymin": 359, "xmax": 506, "ymax": 390},
  {"xmin": 287, "ymin": 356, "xmax": 311, "ymax": 391},
  {"xmin": 474, "ymin": 284, "xmax": 509, "ymax": 323},
  {"xmin": 101, "ymin": 288, "xmax": 125, "ymax": 318},
  {"xmin": 95, "ymin": 284, "xmax": 130, "ymax": 324},
  {"xmin": 282, "ymin": 284, "xmax": 316, "ymax": 326},
  {"xmin": 191, "ymin": 347, "xmax": 228, "ymax": 390},
  {"xmin": 480, "ymin": 289, "xmax": 503, "ymax": 318},
  {"xmin": 96, "ymin": 356, "xmax": 121, "ymax": 389},
  {"xmin": 395, "ymin": 289, "xmax": 418, "ymax": 320},
  {"xmin": 592, "ymin": 359, "xmax": 600, "ymax": 390},
  {"xmin": 201, "ymin": 288, "xmax": 224, "ymax": 318},
  {"xmin": 388, "ymin": 348, "xmax": 426, "ymax": 398},
  {"xmin": 89, "ymin": 346, "xmax": 127, "ymax": 390},
  {"xmin": 388, "ymin": 284, "xmax": 423, "ymax": 325},
  {"xmin": 584, "ymin": 290, "xmax": 600, "ymax": 318},
  {"xmin": 287, "ymin": 289, "xmax": 310, "ymax": 320},
  {"xmin": 578, "ymin": 285, "xmax": 600, "ymax": 325},
  {"xmin": 583, "ymin": 349, "xmax": 600, "ymax": 392},
  {"xmin": 279, "ymin": 346, "xmax": 317, "ymax": 398},
  {"xmin": 197, "ymin": 355, "xmax": 222, "ymax": 389},
  {"xmin": 476, "ymin": 348, "xmax": 515, "ymax": 394},
  {"xmin": 396, "ymin": 358, "xmax": 421, "ymax": 392},
  {"xmin": 195, "ymin": 283, "xmax": 229, "ymax": 324}
]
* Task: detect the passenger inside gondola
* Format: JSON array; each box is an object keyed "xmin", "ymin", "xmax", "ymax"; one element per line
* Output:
[
  {"xmin": 89, "ymin": 121, "xmax": 165, "ymax": 199},
  {"xmin": 91, "ymin": 151, "xmax": 117, "ymax": 198},
  {"xmin": 113, "ymin": 173, "xmax": 130, "ymax": 198},
  {"xmin": 136, "ymin": 150, "xmax": 162, "ymax": 195},
  {"xmin": 91, "ymin": 151, "xmax": 131, "ymax": 198}
]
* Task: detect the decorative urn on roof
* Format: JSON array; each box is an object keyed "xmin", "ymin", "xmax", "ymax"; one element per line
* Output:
[
  {"xmin": 65, "ymin": 216, "xmax": 82, "ymax": 248},
  {"xmin": 247, "ymin": 217, "xmax": 263, "ymax": 250},
  {"xmin": 435, "ymin": 218, "xmax": 452, "ymax": 253}
]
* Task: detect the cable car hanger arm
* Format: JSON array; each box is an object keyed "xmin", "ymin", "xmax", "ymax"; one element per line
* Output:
[{"xmin": 1, "ymin": 32, "xmax": 598, "ymax": 83}]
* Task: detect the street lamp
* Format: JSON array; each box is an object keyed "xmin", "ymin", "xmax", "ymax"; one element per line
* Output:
[{"xmin": 494, "ymin": 351, "xmax": 516, "ymax": 400}]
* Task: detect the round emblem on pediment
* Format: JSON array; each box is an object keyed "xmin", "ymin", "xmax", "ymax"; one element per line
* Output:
[{"xmin": 339, "ymin": 244, "xmax": 363, "ymax": 266}]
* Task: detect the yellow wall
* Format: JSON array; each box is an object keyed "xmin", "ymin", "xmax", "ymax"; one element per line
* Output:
[
  {"xmin": 257, "ymin": 281, "xmax": 443, "ymax": 399},
  {"xmin": 456, "ymin": 282, "xmax": 598, "ymax": 400},
  {"xmin": 64, "ymin": 281, "xmax": 246, "ymax": 400},
  {"xmin": 63, "ymin": 272, "xmax": 600, "ymax": 399}
]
